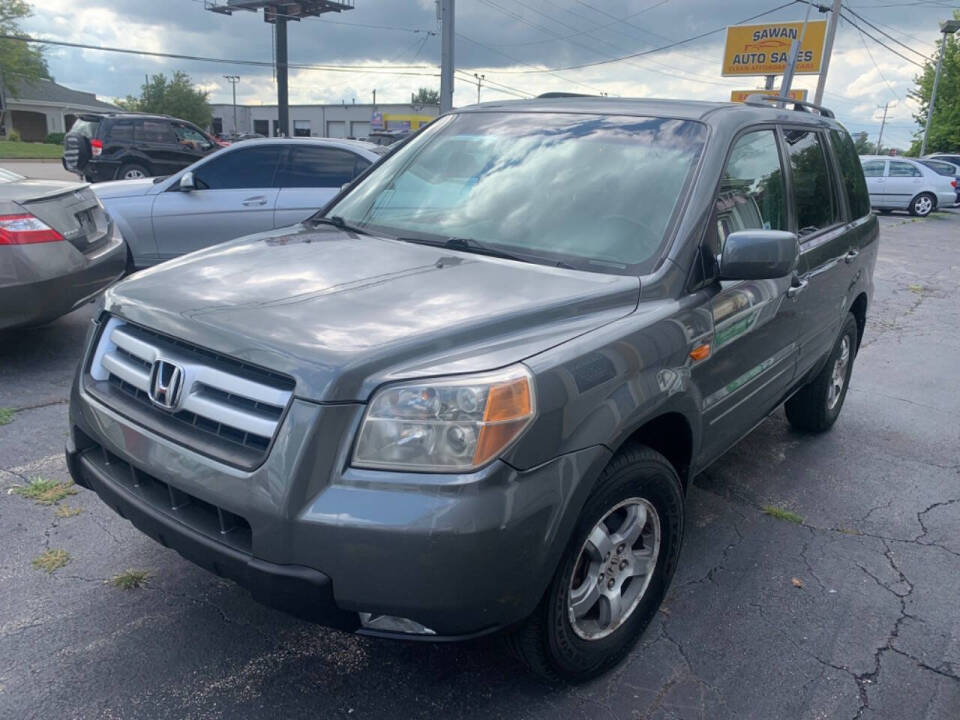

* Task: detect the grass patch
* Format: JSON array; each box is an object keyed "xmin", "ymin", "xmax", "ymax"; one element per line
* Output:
[
  {"xmin": 11, "ymin": 478, "xmax": 77, "ymax": 505},
  {"xmin": 54, "ymin": 505, "xmax": 84, "ymax": 518},
  {"xmin": 0, "ymin": 140, "xmax": 63, "ymax": 159},
  {"xmin": 33, "ymin": 548, "xmax": 70, "ymax": 573},
  {"xmin": 0, "ymin": 407, "xmax": 14, "ymax": 425},
  {"xmin": 762, "ymin": 505, "xmax": 804, "ymax": 524},
  {"xmin": 107, "ymin": 570, "xmax": 150, "ymax": 590}
]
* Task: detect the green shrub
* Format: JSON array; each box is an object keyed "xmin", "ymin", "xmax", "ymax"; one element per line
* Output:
[
  {"xmin": 7, "ymin": 129, "xmax": 21, "ymax": 142},
  {"xmin": 45, "ymin": 132, "xmax": 65, "ymax": 145}
]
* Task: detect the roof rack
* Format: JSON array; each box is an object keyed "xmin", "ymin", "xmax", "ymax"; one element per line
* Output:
[
  {"xmin": 743, "ymin": 94, "xmax": 835, "ymax": 119},
  {"xmin": 536, "ymin": 92, "xmax": 595, "ymax": 99}
]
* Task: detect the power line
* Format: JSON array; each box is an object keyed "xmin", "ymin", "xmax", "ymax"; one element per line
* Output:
[
  {"xmin": 478, "ymin": 1, "xmax": 803, "ymax": 74},
  {"xmin": 846, "ymin": 16, "xmax": 904, "ymax": 100},
  {"xmin": 838, "ymin": 12, "xmax": 927, "ymax": 67},
  {"xmin": 0, "ymin": 34, "xmax": 440, "ymax": 77},
  {"xmin": 842, "ymin": 5, "xmax": 930, "ymax": 58}
]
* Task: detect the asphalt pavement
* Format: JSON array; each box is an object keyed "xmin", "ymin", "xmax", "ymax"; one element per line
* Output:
[
  {"xmin": 1, "ymin": 159, "xmax": 77, "ymax": 182},
  {"xmin": 1, "ymin": 210, "xmax": 958, "ymax": 719}
]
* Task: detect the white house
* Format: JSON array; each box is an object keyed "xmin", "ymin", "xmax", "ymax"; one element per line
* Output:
[{"xmin": 3, "ymin": 78, "xmax": 117, "ymax": 141}]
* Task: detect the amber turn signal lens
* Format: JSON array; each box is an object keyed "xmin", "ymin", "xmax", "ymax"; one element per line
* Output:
[
  {"xmin": 689, "ymin": 344, "xmax": 711, "ymax": 361},
  {"xmin": 473, "ymin": 375, "xmax": 534, "ymax": 465}
]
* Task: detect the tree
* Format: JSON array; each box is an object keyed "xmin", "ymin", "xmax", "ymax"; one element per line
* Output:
[
  {"xmin": 852, "ymin": 131, "xmax": 876, "ymax": 155},
  {"xmin": 412, "ymin": 87, "xmax": 440, "ymax": 105},
  {"xmin": 118, "ymin": 72, "xmax": 212, "ymax": 128},
  {"xmin": 0, "ymin": 1, "xmax": 50, "ymax": 96},
  {"xmin": 908, "ymin": 11, "xmax": 960, "ymax": 155}
]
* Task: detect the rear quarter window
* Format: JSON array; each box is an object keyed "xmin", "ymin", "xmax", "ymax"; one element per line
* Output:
[{"xmin": 829, "ymin": 129, "xmax": 871, "ymax": 219}]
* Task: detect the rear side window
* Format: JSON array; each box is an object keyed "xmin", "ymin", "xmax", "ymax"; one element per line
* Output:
[
  {"xmin": 193, "ymin": 146, "xmax": 282, "ymax": 190},
  {"xmin": 784, "ymin": 129, "xmax": 841, "ymax": 237},
  {"xmin": 277, "ymin": 146, "xmax": 365, "ymax": 188},
  {"xmin": 713, "ymin": 130, "xmax": 787, "ymax": 251},
  {"xmin": 829, "ymin": 129, "xmax": 871, "ymax": 219},
  {"xmin": 861, "ymin": 160, "xmax": 885, "ymax": 177},
  {"xmin": 920, "ymin": 160, "xmax": 958, "ymax": 176},
  {"xmin": 106, "ymin": 121, "xmax": 134, "ymax": 144},
  {"xmin": 69, "ymin": 119, "xmax": 98, "ymax": 138},
  {"xmin": 137, "ymin": 120, "xmax": 177, "ymax": 144},
  {"xmin": 889, "ymin": 161, "xmax": 921, "ymax": 177}
]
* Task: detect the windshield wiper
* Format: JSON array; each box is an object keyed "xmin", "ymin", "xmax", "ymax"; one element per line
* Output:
[
  {"xmin": 441, "ymin": 237, "xmax": 527, "ymax": 262},
  {"xmin": 313, "ymin": 215, "xmax": 369, "ymax": 235}
]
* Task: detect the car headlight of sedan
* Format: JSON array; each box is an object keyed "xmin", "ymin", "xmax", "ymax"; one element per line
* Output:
[{"xmin": 353, "ymin": 365, "xmax": 536, "ymax": 472}]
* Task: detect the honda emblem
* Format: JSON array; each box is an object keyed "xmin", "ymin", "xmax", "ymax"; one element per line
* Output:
[{"xmin": 149, "ymin": 360, "xmax": 184, "ymax": 410}]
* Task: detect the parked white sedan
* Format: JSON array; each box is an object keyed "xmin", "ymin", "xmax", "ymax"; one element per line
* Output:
[
  {"xmin": 94, "ymin": 138, "xmax": 385, "ymax": 269},
  {"xmin": 859, "ymin": 155, "xmax": 957, "ymax": 217}
]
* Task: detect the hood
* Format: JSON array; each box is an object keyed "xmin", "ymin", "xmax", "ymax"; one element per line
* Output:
[
  {"xmin": 104, "ymin": 223, "xmax": 640, "ymax": 402},
  {"xmin": 92, "ymin": 177, "xmax": 158, "ymax": 199}
]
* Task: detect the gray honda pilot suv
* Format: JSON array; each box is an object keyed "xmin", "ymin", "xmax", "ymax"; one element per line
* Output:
[{"xmin": 67, "ymin": 95, "xmax": 877, "ymax": 681}]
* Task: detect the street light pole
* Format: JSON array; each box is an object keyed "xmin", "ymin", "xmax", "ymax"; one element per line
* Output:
[
  {"xmin": 920, "ymin": 20, "xmax": 960, "ymax": 156},
  {"xmin": 224, "ymin": 75, "xmax": 239, "ymax": 135}
]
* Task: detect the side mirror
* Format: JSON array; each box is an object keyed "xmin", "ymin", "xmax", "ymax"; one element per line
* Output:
[
  {"xmin": 179, "ymin": 171, "xmax": 196, "ymax": 192},
  {"xmin": 719, "ymin": 230, "xmax": 798, "ymax": 280}
]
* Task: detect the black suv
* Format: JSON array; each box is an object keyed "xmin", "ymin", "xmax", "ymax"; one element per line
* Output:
[{"xmin": 63, "ymin": 113, "xmax": 221, "ymax": 182}]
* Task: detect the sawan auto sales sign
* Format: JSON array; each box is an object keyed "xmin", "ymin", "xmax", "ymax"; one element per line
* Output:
[{"xmin": 722, "ymin": 21, "xmax": 827, "ymax": 76}]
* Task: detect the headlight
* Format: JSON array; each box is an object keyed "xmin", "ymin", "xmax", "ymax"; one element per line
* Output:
[{"xmin": 353, "ymin": 365, "xmax": 536, "ymax": 472}]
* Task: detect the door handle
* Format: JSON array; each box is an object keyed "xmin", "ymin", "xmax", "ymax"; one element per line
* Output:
[
  {"xmin": 242, "ymin": 196, "xmax": 267, "ymax": 207},
  {"xmin": 844, "ymin": 249, "xmax": 859, "ymax": 264},
  {"xmin": 787, "ymin": 277, "xmax": 809, "ymax": 298}
]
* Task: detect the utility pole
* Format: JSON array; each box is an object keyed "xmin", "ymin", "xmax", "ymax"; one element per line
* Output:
[
  {"xmin": 439, "ymin": 0, "xmax": 455, "ymax": 113},
  {"xmin": 372, "ymin": 89, "xmax": 376, "ymax": 107},
  {"xmin": 814, "ymin": 0, "xmax": 842, "ymax": 105},
  {"xmin": 224, "ymin": 75, "xmax": 240, "ymax": 135},
  {"xmin": 921, "ymin": 19, "xmax": 960, "ymax": 156},
  {"xmin": 876, "ymin": 101, "xmax": 889, "ymax": 155},
  {"xmin": 473, "ymin": 73, "xmax": 485, "ymax": 104}
]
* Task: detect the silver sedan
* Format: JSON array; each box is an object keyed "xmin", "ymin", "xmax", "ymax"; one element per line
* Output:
[
  {"xmin": 0, "ymin": 168, "xmax": 125, "ymax": 330},
  {"xmin": 93, "ymin": 138, "xmax": 386, "ymax": 269}
]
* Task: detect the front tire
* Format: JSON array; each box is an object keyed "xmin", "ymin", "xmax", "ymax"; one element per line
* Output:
[
  {"xmin": 785, "ymin": 313, "xmax": 858, "ymax": 433},
  {"xmin": 909, "ymin": 192, "xmax": 935, "ymax": 217},
  {"xmin": 507, "ymin": 446, "xmax": 684, "ymax": 682}
]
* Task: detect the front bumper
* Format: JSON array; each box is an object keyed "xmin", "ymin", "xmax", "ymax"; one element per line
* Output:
[{"xmin": 68, "ymin": 367, "xmax": 610, "ymax": 638}]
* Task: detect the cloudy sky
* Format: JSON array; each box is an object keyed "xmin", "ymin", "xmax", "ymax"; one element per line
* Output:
[{"xmin": 22, "ymin": 0, "xmax": 955, "ymax": 149}]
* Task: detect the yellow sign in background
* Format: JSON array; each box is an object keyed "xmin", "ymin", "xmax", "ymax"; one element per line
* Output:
[
  {"xmin": 722, "ymin": 21, "xmax": 827, "ymax": 77},
  {"xmin": 730, "ymin": 89, "xmax": 809, "ymax": 103}
]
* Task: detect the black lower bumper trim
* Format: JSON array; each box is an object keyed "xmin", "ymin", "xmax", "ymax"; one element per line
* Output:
[{"xmin": 68, "ymin": 444, "xmax": 359, "ymax": 632}]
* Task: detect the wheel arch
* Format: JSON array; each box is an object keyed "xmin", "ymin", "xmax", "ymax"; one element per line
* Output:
[
  {"xmin": 611, "ymin": 410, "xmax": 696, "ymax": 492},
  {"xmin": 849, "ymin": 292, "xmax": 868, "ymax": 350}
]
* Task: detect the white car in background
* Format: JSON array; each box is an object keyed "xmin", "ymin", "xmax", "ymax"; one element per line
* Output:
[
  {"xmin": 858, "ymin": 155, "xmax": 958, "ymax": 217},
  {"xmin": 93, "ymin": 138, "xmax": 385, "ymax": 270}
]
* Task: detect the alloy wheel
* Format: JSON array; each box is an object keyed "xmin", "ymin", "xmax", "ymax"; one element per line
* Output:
[
  {"xmin": 915, "ymin": 195, "xmax": 933, "ymax": 216},
  {"xmin": 567, "ymin": 497, "xmax": 661, "ymax": 641},
  {"xmin": 124, "ymin": 168, "xmax": 146, "ymax": 179},
  {"xmin": 827, "ymin": 335, "xmax": 851, "ymax": 410}
]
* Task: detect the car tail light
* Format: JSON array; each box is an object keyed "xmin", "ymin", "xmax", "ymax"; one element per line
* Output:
[
  {"xmin": 952, "ymin": 179, "xmax": 957, "ymax": 188},
  {"xmin": 0, "ymin": 213, "xmax": 65, "ymax": 245},
  {"xmin": 90, "ymin": 138, "xmax": 103, "ymax": 157}
]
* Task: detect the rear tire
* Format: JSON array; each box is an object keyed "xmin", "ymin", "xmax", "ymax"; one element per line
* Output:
[
  {"xmin": 909, "ymin": 192, "xmax": 935, "ymax": 217},
  {"xmin": 506, "ymin": 446, "xmax": 684, "ymax": 682},
  {"xmin": 785, "ymin": 313, "xmax": 858, "ymax": 433},
  {"xmin": 116, "ymin": 163, "xmax": 149, "ymax": 181}
]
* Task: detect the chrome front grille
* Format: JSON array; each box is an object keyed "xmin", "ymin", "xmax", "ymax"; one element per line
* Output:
[{"xmin": 85, "ymin": 317, "xmax": 294, "ymax": 468}]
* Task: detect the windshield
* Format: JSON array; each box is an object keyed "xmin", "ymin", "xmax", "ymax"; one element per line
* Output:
[{"xmin": 327, "ymin": 112, "xmax": 707, "ymax": 273}]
